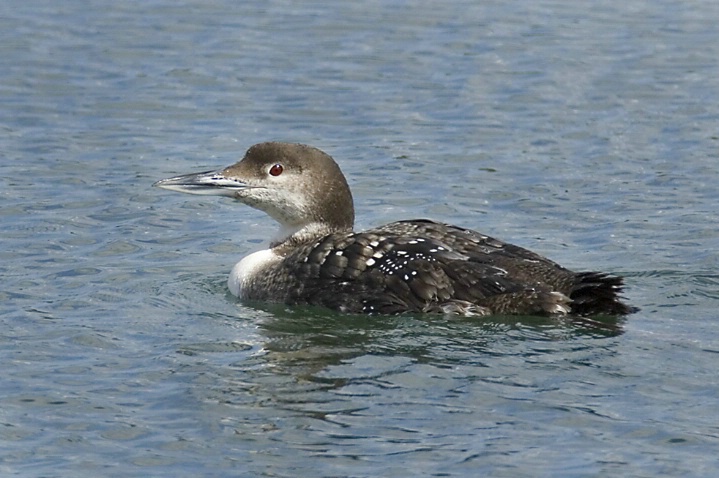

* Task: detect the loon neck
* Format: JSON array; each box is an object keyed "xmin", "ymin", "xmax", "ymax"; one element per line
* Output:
[{"xmin": 271, "ymin": 220, "xmax": 351, "ymax": 249}]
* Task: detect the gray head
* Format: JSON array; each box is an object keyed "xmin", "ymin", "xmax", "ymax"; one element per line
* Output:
[{"xmin": 154, "ymin": 142, "xmax": 355, "ymax": 243}]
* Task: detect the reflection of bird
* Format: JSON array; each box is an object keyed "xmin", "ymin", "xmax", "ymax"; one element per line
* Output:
[{"xmin": 155, "ymin": 142, "xmax": 634, "ymax": 317}]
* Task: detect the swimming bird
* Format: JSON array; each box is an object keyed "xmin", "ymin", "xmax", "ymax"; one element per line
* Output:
[{"xmin": 154, "ymin": 142, "xmax": 634, "ymax": 317}]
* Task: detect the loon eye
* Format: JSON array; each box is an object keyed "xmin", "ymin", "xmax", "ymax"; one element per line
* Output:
[{"xmin": 269, "ymin": 163, "xmax": 284, "ymax": 177}]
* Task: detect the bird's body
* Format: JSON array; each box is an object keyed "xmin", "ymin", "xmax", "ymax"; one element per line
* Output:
[{"xmin": 155, "ymin": 142, "xmax": 633, "ymax": 317}]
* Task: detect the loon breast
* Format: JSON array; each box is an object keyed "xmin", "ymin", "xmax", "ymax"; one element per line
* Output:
[{"xmin": 228, "ymin": 248, "xmax": 282, "ymax": 298}]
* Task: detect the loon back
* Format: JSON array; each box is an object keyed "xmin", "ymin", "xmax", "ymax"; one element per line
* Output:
[
  {"xmin": 154, "ymin": 142, "xmax": 635, "ymax": 317},
  {"xmin": 242, "ymin": 219, "xmax": 633, "ymax": 316}
]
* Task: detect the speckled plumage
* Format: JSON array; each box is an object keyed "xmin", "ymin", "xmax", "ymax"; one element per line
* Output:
[
  {"xmin": 155, "ymin": 142, "xmax": 634, "ymax": 317},
  {"xmin": 245, "ymin": 219, "xmax": 629, "ymax": 316}
]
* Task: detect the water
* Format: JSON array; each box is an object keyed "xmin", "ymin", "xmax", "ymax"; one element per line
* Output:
[{"xmin": 2, "ymin": 0, "xmax": 719, "ymax": 476}]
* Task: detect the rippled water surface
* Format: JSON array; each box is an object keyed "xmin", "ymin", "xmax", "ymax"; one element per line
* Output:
[{"xmin": 3, "ymin": 1, "xmax": 719, "ymax": 476}]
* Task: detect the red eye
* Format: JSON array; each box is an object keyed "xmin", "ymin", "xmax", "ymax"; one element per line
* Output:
[{"xmin": 269, "ymin": 164, "xmax": 283, "ymax": 176}]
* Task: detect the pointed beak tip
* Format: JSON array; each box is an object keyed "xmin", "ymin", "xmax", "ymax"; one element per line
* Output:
[
  {"xmin": 153, "ymin": 176, "xmax": 185, "ymax": 191},
  {"xmin": 152, "ymin": 170, "xmax": 249, "ymax": 197}
]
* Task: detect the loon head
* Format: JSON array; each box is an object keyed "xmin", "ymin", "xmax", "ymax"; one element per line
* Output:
[{"xmin": 154, "ymin": 142, "xmax": 355, "ymax": 244}]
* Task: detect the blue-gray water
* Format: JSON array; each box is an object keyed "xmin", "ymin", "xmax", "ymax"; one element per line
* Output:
[{"xmin": 2, "ymin": 1, "xmax": 719, "ymax": 476}]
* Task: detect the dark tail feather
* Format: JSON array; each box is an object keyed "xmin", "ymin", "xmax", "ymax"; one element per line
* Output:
[{"xmin": 570, "ymin": 272, "xmax": 637, "ymax": 316}]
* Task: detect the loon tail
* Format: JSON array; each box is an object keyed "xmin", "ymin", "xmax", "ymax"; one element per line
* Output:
[{"xmin": 570, "ymin": 272, "xmax": 637, "ymax": 316}]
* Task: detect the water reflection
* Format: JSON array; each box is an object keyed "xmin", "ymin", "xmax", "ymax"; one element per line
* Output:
[
  {"xmin": 245, "ymin": 305, "xmax": 625, "ymax": 380},
  {"xmin": 184, "ymin": 306, "xmax": 625, "ymax": 453}
]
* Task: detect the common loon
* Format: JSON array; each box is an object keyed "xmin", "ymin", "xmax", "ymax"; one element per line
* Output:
[{"xmin": 154, "ymin": 142, "xmax": 634, "ymax": 317}]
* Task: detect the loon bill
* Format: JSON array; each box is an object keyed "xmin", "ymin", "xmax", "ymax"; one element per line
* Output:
[{"xmin": 154, "ymin": 142, "xmax": 635, "ymax": 317}]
